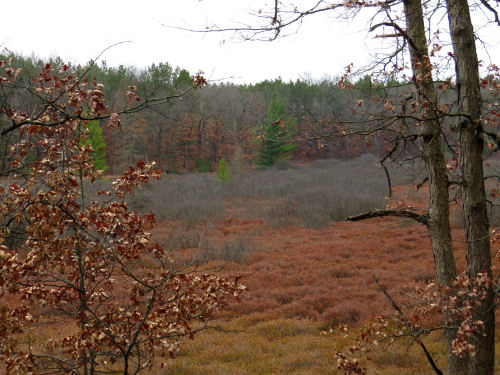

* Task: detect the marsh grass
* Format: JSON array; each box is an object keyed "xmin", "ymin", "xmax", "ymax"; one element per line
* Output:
[
  {"xmin": 161, "ymin": 314, "xmax": 500, "ymax": 375},
  {"xmin": 166, "ymin": 315, "xmax": 338, "ymax": 375},
  {"xmin": 232, "ymin": 154, "xmax": 391, "ymax": 228},
  {"xmin": 129, "ymin": 154, "xmax": 395, "ymax": 229},
  {"xmin": 128, "ymin": 173, "xmax": 225, "ymax": 227}
]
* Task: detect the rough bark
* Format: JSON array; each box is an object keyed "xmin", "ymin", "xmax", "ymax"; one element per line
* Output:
[
  {"xmin": 403, "ymin": 0, "xmax": 469, "ymax": 373},
  {"xmin": 446, "ymin": 0, "xmax": 495, "ymax": 373}
]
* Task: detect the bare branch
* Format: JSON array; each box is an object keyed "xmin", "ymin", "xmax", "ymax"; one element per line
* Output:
[
  {"xmin": 370, "ymin": 21, "xmax": 421, "ymax": 57},
  {"xmin": 479, "ymin": 0, "xmax": 500, "ymax": 26},
  {"xmin": 346, "ymin": 209, "xmax": 429, "ymax": 224},
  {"xmin": 161, "ymin": 1, "xmax": 368, "ymax": 42},
  {"xmin": 379, "ymin": 139, "xmax": 400, "ymax": 197},
  {"xmin": 373, "ymin": 276, "xmax": 444, "ymax": 375}
]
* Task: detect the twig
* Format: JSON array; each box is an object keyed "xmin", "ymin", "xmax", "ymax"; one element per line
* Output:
[{"xmin": 373, "ymin": 276, "xmax": 443, "ymax": 375}]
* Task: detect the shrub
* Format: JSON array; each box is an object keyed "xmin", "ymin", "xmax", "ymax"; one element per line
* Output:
[
  {"xmin": 195, "ymin": 157, "xmax": 212, "ymax": 173},
  {"xmin": 233, "ymin": 154, "xmax": 388, "ymax": 228},
  {"xmin": 217, "ymin": 158, "xmax": 229, "ymax": 182},
  {"xmin": 217, "ymin": 235, "xmax": 255, "ymax": 263}
]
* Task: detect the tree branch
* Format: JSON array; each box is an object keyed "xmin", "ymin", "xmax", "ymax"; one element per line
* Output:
[
  {"xmin": 373, "ymin": 276, "xmax": 443, "ymax": 375},
  {"xmin": 370, "ymin": 22, "xmax": 421, "ymax": 57},
  {"xmin": 479, "ymin": 128, "xmax": 500, "ymax": 151},
  {"xmin": 379, "ymin": 139, "xmax": 400, "ymax": 198},
  {"xmin": 346, "ymin": 209, "xmax": 428, "ymax": 224},
  {"xmin": 479, "ymin": 0, "xmax": 500, "ymax": 26}
]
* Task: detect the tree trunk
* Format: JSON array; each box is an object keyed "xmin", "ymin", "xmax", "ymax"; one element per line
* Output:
[
  {"xmin": 403, "ymin": 0, "xmax": 469, "ymax": 373},
  {"xmin": 446, "ymin": 0, "xmax": 495, "ymax": 373}
]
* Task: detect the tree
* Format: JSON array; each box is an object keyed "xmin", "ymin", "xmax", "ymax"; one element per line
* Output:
[
  {"xmin": 256, "ymin": 92, "xmax": 297, "ymax": 167},
  {"xmin": 397, "ymin": 0, "xmax": 474, "ymax": 371},
  {"xmin": 445, "ymin": 1, "xmax": 496, "ymax": 372},
  {"xmin": 216, "ymin": 158, "xmax": 229, "ymax": 181},
  {"xmin": 0, "ymin": 59, "xmax": 243, "ymax": 374},
  {"xmin": 79, "ymin": 119, "xmax": 108, "ymax": 172},
  {"xmin": 201, "ymin": 1, "xmax": 499, "ymax": 374}
]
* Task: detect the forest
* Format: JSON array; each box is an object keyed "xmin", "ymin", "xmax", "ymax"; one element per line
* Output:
[{"xmin": 0, "ymin": 54, "xmax": 404, "ymax": 176}]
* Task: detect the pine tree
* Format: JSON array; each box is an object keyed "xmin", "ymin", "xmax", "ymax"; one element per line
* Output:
[
  {"xmin": 256, "ymin": 92, "xmax": 296, "ymax": 167},
  {"xmin": 80, "ymin": 120, "xmax": 108, "ymax": 172}
]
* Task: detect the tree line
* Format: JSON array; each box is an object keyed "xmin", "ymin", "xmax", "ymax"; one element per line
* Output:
[{"xmin": 2, "ymin": 54, "xmax": 416, "ymax": 175}]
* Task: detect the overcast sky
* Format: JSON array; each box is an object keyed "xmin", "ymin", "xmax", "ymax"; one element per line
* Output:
[{"xmin": 2, "ymin": 0, "xmax": 499, "ymax": 84}]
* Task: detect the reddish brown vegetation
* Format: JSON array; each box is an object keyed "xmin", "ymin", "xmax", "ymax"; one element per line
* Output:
[{"xmin": 152, "ymin": 185, "xmax": 476, "ymax": 325}]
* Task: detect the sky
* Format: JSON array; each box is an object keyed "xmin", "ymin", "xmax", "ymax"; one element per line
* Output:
[{"xmin": 1, "ymin": 0, "xmax": 499, "ymax": 84}]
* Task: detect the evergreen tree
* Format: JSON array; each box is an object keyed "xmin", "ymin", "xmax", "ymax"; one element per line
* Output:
[
  {"xmin": 216, "ymin": 158, "xmax": 229, "ymax": 182},
  {"xmin": 80, "ymin": 120, "xmax": 108, "ymax": 172},
  {"xmin": 256, "ymin": 92, "xmax": 296, "ymax": 167}
]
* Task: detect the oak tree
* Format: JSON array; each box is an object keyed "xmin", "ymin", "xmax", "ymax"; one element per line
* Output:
[{"xmin": 0, "ymin": 59, "xmax": 244, "ymax": 374}]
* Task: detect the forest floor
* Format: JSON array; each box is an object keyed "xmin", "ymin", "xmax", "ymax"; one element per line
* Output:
[{"xmin": 149, "ymin": 184, "xmax": 500, "ymax": 374}]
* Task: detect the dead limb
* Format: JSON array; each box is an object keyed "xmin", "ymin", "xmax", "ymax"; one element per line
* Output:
[{"xmin": 346, "ymin": 209, "xmax": 428, "ymax": 225}]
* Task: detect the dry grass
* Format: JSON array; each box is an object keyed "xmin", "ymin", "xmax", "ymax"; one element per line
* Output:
[
  {"xmin": 160, "ymin": 315, "xmax": 500, "ymax": 375},
  {"xmin": 130, "ymin": 155, "xmax": 390, "ymax": 229},
  {"xmin": 166, "ymin": 315, "xmax": 338, "ymax": 375}
]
